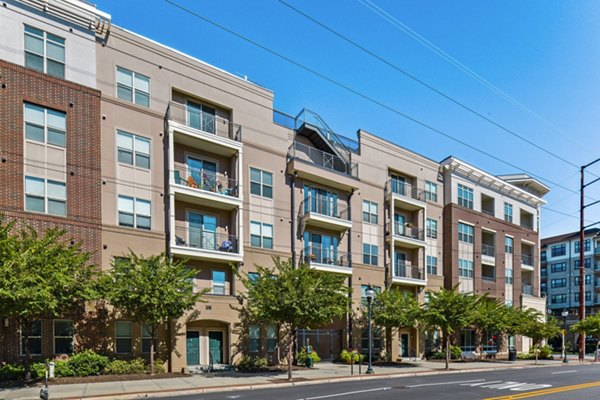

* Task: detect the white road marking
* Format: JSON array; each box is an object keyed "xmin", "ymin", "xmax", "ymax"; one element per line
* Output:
[
  {"xmin": 551, "ymin": 370, "xmax": 578, "ymax": 374},
  {"xmin": 295, "ymin": 387, "xmax": 391, "ymax": 400},
  {"xmin": 460, "ymin": 380, "xmax": 503, "ymax": 387},
  {"xmin": 407, "ymin": 379, "xmax": 486, "ymax": 388}
]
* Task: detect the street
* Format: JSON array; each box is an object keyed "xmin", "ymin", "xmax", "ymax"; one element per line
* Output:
[{"xmin": 159, "ymin": 364, "xmax": 600, "ymax": 400}]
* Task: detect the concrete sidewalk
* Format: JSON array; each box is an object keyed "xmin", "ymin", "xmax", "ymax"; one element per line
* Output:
[{"xmin": 0, "ymin": 357, "xmax": 590, "ymax": 400}]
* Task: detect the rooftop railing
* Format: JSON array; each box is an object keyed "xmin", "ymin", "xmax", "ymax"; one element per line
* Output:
[
  {"xmin": 288, "ymin": 141, "xmax": 358, "ymax": 178},
  {"xmin": 167, "ymin": 101, "xmax": 242, "ymax": 142}
]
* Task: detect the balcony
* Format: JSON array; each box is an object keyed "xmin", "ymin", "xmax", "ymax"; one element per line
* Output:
[
  {"xmin": 389, "ymin": 222, "xmax": 425, "ymax": 249},
  {"xmin": 481, "ymin": 244, "xmax": 495, "ymax": 265},
  {"xmin": 595, "ymin": 247, "xmax": 600, "ymax": 258},
  {"xmin": 521, "ymin": 284, "xmax": 533, "ymax": 296},
  {"xmin": 521, "ymin": 254, "xmax": 534, "ymax": 271},
  {"xmin": 167, "ymin": 101, "xmax": 242, "ymax": 156},
  {"xmin": 299, "ymin": 195, "xmax": 352, "ymax": 232},
  {"xmin": 300, "ymin": 245, "xmax": 351, "ymax": 275},
  {"xmin": 171, "ymin": 227, "xmax": 242, "ymax": 263},
  {"xmin": 172, "ymin": 166, "xmax": 241, "ymax": 210},
  {"xmin": 386, "ymin": 179, "xmax": 426, "ymax": 211},
  {"xmin": 391, "ymin": 262, "xmax": 426, "ymax": 286}
]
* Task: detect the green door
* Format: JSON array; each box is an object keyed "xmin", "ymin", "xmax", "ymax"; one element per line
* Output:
[
  {"xmin": 186, "ymin": 331, "xmax": 200, "ymax": 366},
  {"xmin": 401, "ymin": 334, "xmax": 409, "ymax": 357},
  {"xmin": 208, "ymin": 331, "xmax": 224, "ymax": 364}
]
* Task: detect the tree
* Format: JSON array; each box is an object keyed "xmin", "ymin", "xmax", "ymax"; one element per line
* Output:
[
  {"xmin": 0, "ymin": 221, "xmax": 98, "ymax": 380},
  {"xmin": 238, "ymin": 257, "xmax": 350, "ymax": 381},
  {"xmin": 421, "ymin": 285, "xmax": 480, "ymax": 370},
  {"xmin": 471, "ymin": 298, "xmax": 510, "ymax": 358},
  {"xmin": 523, "ymin": 315, "xmax": 560, "ymax": 364},
  {"xmin": 371, "ymin": 289, "xmax": 420, "ymax": 361},
  {"xmin": 103, "ymin": 251, "xmax": 204, "ymax": 374},
  {"xmin": 572, "ymin": 314, "xmax": 600, "ymax": 357}
]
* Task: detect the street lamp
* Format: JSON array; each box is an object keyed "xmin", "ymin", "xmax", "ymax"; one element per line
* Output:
[
  {"xmin": 365, "ymin": 284, "xmax": 375, "ymax": 374},
  {"xmin": 561, "ymin": 309, "xmax": 569, "ymax": 364}
]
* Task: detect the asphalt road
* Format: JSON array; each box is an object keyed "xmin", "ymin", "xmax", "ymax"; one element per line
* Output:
[{"xmin": 159, "ymin": 364, "xmax": 600, "ymax": 400}]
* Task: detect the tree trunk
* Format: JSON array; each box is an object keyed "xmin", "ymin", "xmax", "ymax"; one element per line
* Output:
[
  {"xmin": 288, "ymin": 329, "xmax": 295, "ymax": 381},
  {"xmin": 150, "ymin": 326, "xmax": 156, "ymax": 376},
  {"xmin": 22, "ymin": 319, "xmax": 32, "ymax": 381},
  {"xmin": 386, "ymin": 327, "xmax": 392, "ymax": 362},
  {"xmin": 445, "ymin": 334, "xmax": 450, "ymax": 371}
]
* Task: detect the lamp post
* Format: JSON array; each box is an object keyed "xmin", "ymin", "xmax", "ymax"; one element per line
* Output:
[
  {"xmin": 365, "ymin": 284, "xmax": 375, "ymax": 374},
  {"xmin": 562, "ymin": 309, "xmax": 569, "ymax": 364}
]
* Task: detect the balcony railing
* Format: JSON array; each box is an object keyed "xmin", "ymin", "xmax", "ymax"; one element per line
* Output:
[
  {"xmin": 481, "ymin": 244, "xmax": 495, "ymax": 257},
  {"xmin": 173, "ymin": 166, "xmax": 239, "ymax": 198},
  {"xmin": 288, "ymin": 141, "xmax": 358, "ymax": 178},
  {"xmin": 386, "ymin": 179, "xmax": 425, "ymax": 202},
  {"xmin": 299, "ymin": 195, "xmax": 349, "ymax": 220},
  {"xmin": 393, "ymin": 262, "xmax": 424, "ymax": 280},
  {"xmin": 520, "ymin": 220, "xmax": 534, "ymax": 230},
  {"xmin": 393, "ymin": 223, "xmax": 425, "ymax": 241},
  {"xmin": 167, "ymin": 101, "xmax": 242, "ymax": 142},
  {"xmin": 174, "ymin": 226, "xmax": 239, "ymax": 254},
  {"xmin": 301, "ymin": 245, "xmax": 350, "ymax": 269},
  {"xmin": 521, "ymin": 284, "xmax": 533, "ymax": 295},
  {"xmin": 521, "ymin": 254, "xmax": 534, "ymax": 266}
]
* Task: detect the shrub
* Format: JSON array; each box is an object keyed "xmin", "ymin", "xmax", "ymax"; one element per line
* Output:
[
  {"xmin": 518, "ymin": 345, "xmax": 554, "ymax": 360},
  {"xmin": 104, "ymin": 358, "xmax": 147, "ymax": 375},
  {"xmin": 146, "ymin": 359, "xmax": 166, "ymax": 374},
  {"xmin": 104, "ymin": 360, "xmax": 130, "ymax": 375},
  {"xmin": 430, "ymin": 346, "xmax": 462, "ymax": 360},
  {"xmin": 31, "ymin": 363, "xmax": 47, "ymax": 379},
  {"xmin": 297, "ymin": 347, "xmax": 321, "ymax": 365},
  {"xmin": 339, "ymin": 349, "xmax": 365, "ymax": 364},
  {"xmin": 54, "ymin": 360, "xmax": 75, "ymax": 377},
  {"xmin": 0, "ymin": 363, "xmax": 25, "ymax": 381},
  {"xmin": 67, "ymin": 350, "xmax": 109, "ymax": 377},
  {"xmin": 235, "ymin": 355, "xmax": 268, "ymax": 371}
]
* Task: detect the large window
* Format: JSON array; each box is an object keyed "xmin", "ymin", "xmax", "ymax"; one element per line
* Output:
[
  {"xmin": 362, "ymin": 243, "xmax": 378, "ymax": 266},
  {"xmin": 427, "ymin": 255, "xmax": 438, "ymax": 275},
  {"xmin": 117, "ymin": 131, "xmax": 150, "ymax": 169},
  {"xmin": 426, "ymin": 218, "xmax": 438, "ymax": 239},
  {"xmin": 574, "ymin": 275, "xmax": 592, "ymax": 286},
  {"xmin": 425, "ymin": 180, "xmax": 438, "ymax": 202},
  {"xmin": 504, "ymin": 203, "xmax": 513, "ymax": 223},
  {"xmin": 457, "ymin": 184, "xmax": 474, "ymax": 209},
  {"xmin": 250, "ymin": 168, "xmax": 273, "ymax": 198},
  {"xmin": 141, "ymin": 324, "xmax": 156, "ymax": 354},
  {"xmin": 25, "ymin": 176, "xmax": 66, "ymax": 216},
  {"xmin": 505, "ymin": 268, "xmax": 513, "ymax": 284},
  {"xmin": 25, "ymin": 103, "xmax": 66, "ymax": 147},
  {"xmin": 24, "ymin": 25, "xmax": 65, "ymax": 78},
  {"xmin": 21, "ymin": 320, "xmax": 42, "ymax": 355},
  {"xmin": 248, "ymin": 325, "xmax": 260, "ymax": 352},
  {"xmin": 212, "ymin": 270, "xmax": 226, "ymax": 295},
  {"xmin": 117, "ymin": 66, "xmax": 150, "ymax": 107},
  {"xmin": 574, "ymin": 292, "xmax": 592, "ymax": 302},
  {"xmin": 266, "ymin": 325, "xmax": 277, "ymax": 352},
  {"xmin": 551, "ymin": 294, "xmax": 567, "ymax": 304},
  {"xmin": 362, "ymin": 200, "xmax": 378, "ymax": 224},
  {"xmin": 54, "ymin": 320, "xmax": 73, "ymax": 354},
  {"xmin": 505, "ymin": 237, "xmax": 514, "ymax": 254},
  {"xmin": 460, "ymin": 329, "xmax": 476, "ymax": 352},
  {"xmin": 551, "ymin": 278, "xmax": 566, "ymax": 288},
  {"xmin": 575, "ymin": 239, "xmax": 591, "ymax": 253},
  {"xmin": 118, "ymin": 196, "xmax": 151, "ymax": 230},
  {"xmin": 115, "ymin": 321, "xmax": 132, "ymax": 353},
  {"xmin": 458, "ymin": 223, "xmax": 474, "ymax": 243},
  {"xmin": 551, "ymin": 262, "xmax": 567, "ymax": 273},
  {"xmin": 574, "ymin": 258, "xmax": 592, "ymax": 269},
  {"xmin": 459, "ymin": 258, "xmax": 474, "ymax": 278},
  {"xmin": 551, "ymin": 244, "xmax": 566, "ymax": 257},
  {"xmin": 250, "ymin": 221, "xmax": 273, "ymax": 249}
]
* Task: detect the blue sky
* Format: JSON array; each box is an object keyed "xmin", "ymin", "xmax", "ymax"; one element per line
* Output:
[{"xmin": 95, "ymin": 0, "xmax": 600, "ymax": 237}]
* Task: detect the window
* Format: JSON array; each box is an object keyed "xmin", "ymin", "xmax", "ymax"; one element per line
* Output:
[
  {"xmin": 250, "ymin": 221, "xmax": 273, "ymax": 249},
  {"xmin": 21, "ymin": 320, "xmax": 42, "ymax": 355},
  {"xmin": 574, "ymin": 275, "xmax": 592, "ymax": 286},
  {"xmin": 248, "ymin": 272, "xmax": 259, "ymax": 282},
  {"xmin": 551, "ymin": 278, "xmax": 567, "ymax": 288},
  {"xmin": 266, "ymin": 325, "xmax": 277, "ymax": 352},
  {"xmin": 212, "ymin": 270, "xmax": 226, "ymax": 295},
  {"xmin": 362, "ymin": 243, "xmax": 378, "ymax": 266},
  {"xmin": 425, "ymin": 180, "xmax": 438, "ymax": 202},
  {"xmin": 250, "ymin": 168, "xmax": 273, "ymax": 198},
  {"xmin": 459, "ymin": 258, "xmax": 474, "ymax": 278},
  {"xmin": 24, "ymin": 103, "xmax": 66, "ymax": 147},
  {"xmin": 458, "ymin": 223, "xmax": 474, "ymax": 243},
  {"xmin": 248, "ymin": 325, "xmax": 260, "ymax": 352},
  {"xmin": 187, "ymin": 101, "xmax": 216, "ymax": 133},
  {"xmin": 117, "ymin": 131, "xmax": 150, "ymax": 169},
  {"xmin": 117, "ymin": 66, "xmax": 150, "ymax": 107},
  {"xmin": 505, "ymin": 268, "xmax": 513, "ymax": 284},
  {"xmin": 460, "ymin": 329, "xmax": 476, "ymax": 352},
  {"xmin": 574, "ymin": 258, "xmax": 592, "ymax": 269},
  {"xmin": 360, "ymin": 285, "xmax": 381, "ymax": 306},
  {"xmin": 457, "ymin": 184, "xmax": 474, "ymax": 209},
  {"xmin": 115, "ymin": 321, "xmax": 132, "ymax": 353},
  {"xmin": 54, "ymin": 320, "xmax": 73, "ymax": 354},
  {"xmin": 427, "ymin": 255, "xmax": 437, "ymax": 275},
  {"xmin": 24, "ymin": 25, "xmax": 65, "ymax": 78},
  {"xmin": 141, "ymin": 324, "xmax": 156, "ymax": 354},
  {"xmin": 541, "ymin": 250, "xmax": 547, "ymax": 262},
  {"xmin": 118, "ymin": 196, "xmax": 151, "ymax": 230},
  {"xmin": 575, "ymin": 239, "xmax": 591, "ymax": 253},
  {"xmin": 551, "ymin": 244, "xmax": 566, "ymax": 257},
  {"xmin": 574, "ymin": 292, "xmax": 592, "ymax": 302},
  {"xmin": 505, "ymin": 237, "xmax": 514, "ymax": 254},
  {"xmin": 504, "ymin": 203, "xmax": 513, "ymax": 223},
  {"xmin": 426, "ymin": 219, "xmax": 438, "ymax": 239},
  {"xmin": 551, "ymin": 262, "xmax": 567, "ymax": 273},
  {"xmin": 25, "ymin": 176, "xmax": 66, "ymax": 216},
  {"xmin": 362, "ymin": 200, "xmax": 378, "ymax": 224}
]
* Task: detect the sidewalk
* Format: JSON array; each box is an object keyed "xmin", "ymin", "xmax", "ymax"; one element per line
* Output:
[{"xmin": 0, "ymin": 357, "xmax": 591, "ymax": 400}]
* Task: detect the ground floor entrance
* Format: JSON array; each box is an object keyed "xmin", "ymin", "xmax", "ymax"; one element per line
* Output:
[{"xmin": 185, "ymin": 320, "xmax": 229, "ymax": 368}]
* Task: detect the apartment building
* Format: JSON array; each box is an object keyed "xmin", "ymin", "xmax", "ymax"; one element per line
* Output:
[
  {"xmin": 0, "ymin": 0, "xmax": 547, "ymax": 371},
  {"xmin": 441, "ymin": 159, "xmax": 549, "ymax": 353}
]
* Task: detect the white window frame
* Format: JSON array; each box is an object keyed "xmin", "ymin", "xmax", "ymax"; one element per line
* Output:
[
  {"xmin": 457, "ymin": 184, "xmax": 474, "ymax": 209},
  {"xmin": 249, "ymin": 168, "xmax": 273, "ymax": 198},
  {"xmin": 426, "ymin": 218, "xmax": 438, "ymax": 239},
  {"xmin": 24, "ymin": 102, "xmax": 67, "ymax": 148},
  {"xmin": 362, "ymin": 200, "xmax": 378, "ymax": 224},
  {"xmin": 505, "ymin": 236, "xmax": 514, "ymax": 254},
  {"xmin": 24, "ymin": 25, "xmax": 65, "ymax": 78},
  {"xmin": 426, "ymin": 255, "xmax": 437, "ymax": 275},
  {"xmin": 115, "ymin": 321, "xmax": 133, "ymax": 354},
  {"xmin": 248, "ymin": 324, "xmax": 260, "ymax": 352},
  {"xmin": 116, "ymin": 66, "xmax": 150, "ymax": 107},
  {"xmin": 425, "ymin": 180, "xmax": 438, "ymax": 202},
  {"xmin": 118, "ymin": 195, "xmax": 151, "ymax": 230},
  {"xmin": 250, "ymin": 221, "xmax": 273, "ymax": 249},
  {"xmin": 362, "ymin": 243, "xmax": 378, "ymax": 266},
  {"xmin": 458, "ymin": 223, "xmax": 474, "ymax": 243},
  {"xmin": 25, "ymin": 176, "xmax": 67, "ymax": 216},
  {"xmin": 53, "ymin": 319, "xmax": 73, "ymax": 355},
  {"xmin": 459, "ymin": 258, "xmax": 474, "ymax": 278},
  {"xmin": 117, "ymin": 130, "xmax": 151, "ymax": 169},
  {"xmin": 504, "ymin": 202, "xmax": 513, "ymax": 223},
  {"xmin": 212, "ymin": 270, "xmax": 227, "ymax": 295}
]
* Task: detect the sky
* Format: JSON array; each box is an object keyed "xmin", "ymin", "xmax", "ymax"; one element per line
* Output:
[{"xmin": 94, "ymin": 0, "xmax": 600, "ymax": 237}]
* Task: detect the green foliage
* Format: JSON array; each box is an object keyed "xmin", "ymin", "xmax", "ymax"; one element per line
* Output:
[
  {"xmin": 147, "ymin": 359, "xmax": 165, "ymax": 374},
  {"xmin": 572, "ymin": 314, "xmax": 600, "ymax": 337},
  {"xmin": 67, "ymin": 350, "xmax": 109, "ymax": 377},
  {"xmin": 339, "ymin": 350, "xmax": 365, "ymax": 364},
  {"xmin": 372, "ymin": 289, "xmax": 420, "ymax": 331},
  {"xmin": 53, "ymin": 360, "xmax": 75, "ymax": 377},
  {"xmin": 429, "ymin": 345, "xmax": 462, "ymax": 360},
  {"xmin": 517, "ymin": 346, "xmax": 553, "ymax": 360},
  {"xmin": 0, "ymin": 363, "xmax": 25, "ymax": 381},
  {"xmin": 297, "ymin": 348, "xmax": 321, "ymax": 364},
  {"xmin": 104, "ymin": 359, "xmax": 147, "ymax": 375},
  {"xmin": 31, "ymin": 363, "xmax": 47, "ymax": 379},
  {"xmin": 235, "ymin": 355, "xmax": 268, "ymax": 371}
]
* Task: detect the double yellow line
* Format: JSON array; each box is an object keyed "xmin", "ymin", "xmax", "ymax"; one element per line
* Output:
[{"xmin": 483, "ymin": 381, "xmax": 600, "ymax": 399}]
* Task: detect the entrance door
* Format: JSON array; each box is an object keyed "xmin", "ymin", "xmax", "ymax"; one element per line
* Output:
[
  {"xmin": 188, "ymin": 212, "xmax": 217, "ymax": 250},
  {"xmin": 208, "ymin": 331, "xmax": 224, "ymax": 364},
  {"xmin": 186, "ymin": 331, "xmax": 200, "ymax": 366},
  {"xmin": 400, "ymin": 333, "xmax": 409, "ymax": 357}
]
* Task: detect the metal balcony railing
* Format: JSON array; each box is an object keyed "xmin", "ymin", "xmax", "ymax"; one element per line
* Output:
[
  {"xmin": 521, "ymin": 285, "xmax": 533, "ymax": 295},
  {"xmin": 288, "ymin": 141, "xmax": 358, "ymax": 178},
  {"xmin": 172, "ymin": 166, "xmax": 239, "ymax": 198},
  {"xmin": 301, "ymin": 245, "xmax": 350, "ymax": 269},
  {"xmin": 481, "ymin": 244, "xmax": 495, "ymax": 257},
  {"xmin": 386, "ymin": 179, "xmax": 425, "ymax": 202},
  {"xmin": 393, "ymin": 262, "xmax": 424, "ymax": 280},
  {"xmin": 299, "ymin": 195, "xmax": 349, "ymax": 221},
  {"xmin": 393, "ymin": 222, "xmax": 425, "ymax": 241},
  {"xmin": 174, "ymin": 226, "xmax": 239, "ymax": 254},
  {"xmin": 521, "ymin": 254, "xmax": 534, "ymax": 266},
  {"xmin": 167, "ymin": 101, "xmax": 242, "ymax": 142}
]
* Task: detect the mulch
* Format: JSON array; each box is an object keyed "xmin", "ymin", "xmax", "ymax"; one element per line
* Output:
[{"xmin": 40, "ymin": 373, "xmax": 190, "ymax": 386}]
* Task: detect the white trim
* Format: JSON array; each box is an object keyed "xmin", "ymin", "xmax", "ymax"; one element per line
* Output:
[{"xmin": 53, "ymin": 319, "xmax": 73, "ymax": 355}]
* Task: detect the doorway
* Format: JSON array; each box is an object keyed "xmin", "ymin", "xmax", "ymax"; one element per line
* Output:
[
  {"xmin": 186, "ymin": 331, "xmax": 200, "ymax": 366},
  {"xmin": 208, "ymin": 331, "xmax": 224, "ymax": 364}
]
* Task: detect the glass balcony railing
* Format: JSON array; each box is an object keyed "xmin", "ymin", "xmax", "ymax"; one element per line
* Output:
[
  {"xmin": 386, "ymin": 179, "xmax": 425, "ymax": 202},
  {"xmin": 301, "ymin": 245, "xmax": 350, "ymax": 269},
  {"xmin": 299, "ymin": 195, "xmax": 349, "ymax": 221},
  {"xmin": 393, "ymin": 223, "xmax": 425, "ymax": 241},
  {"xmin": 173, "ymin": 226, "xmax": 239, "ymax": 254},
  {"xmin": 521, "ymin": 254, "xmax": 534, "ymax": 266},
  {"xmin": 172, "ymin": 166, "xmax": 239, "ymax": 198},
  {"xmin": 482, "ymin": 244, "xmax": 495, "ymax": 257},
  {"xmin": 167, "ymin": 101, "xmax": 242, "ymax": 142},
  {"xmin": 288, "ymin": 141, "xmax": 358, "ymax": 178},
  {"xmin": 393, "ymin": 262, "xmax": 424, "ymax": 280}
]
